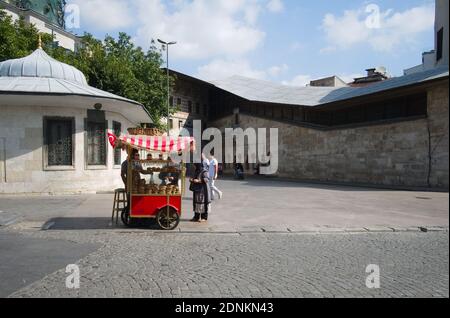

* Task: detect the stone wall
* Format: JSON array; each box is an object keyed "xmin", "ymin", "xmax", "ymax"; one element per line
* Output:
[
  {"xmin": 0, "ymin": 106, "xmax": 134, "ymax": 194},
  {"xmin": 209, "ymin": 82, "xmax": 449, "ymax": 189}
]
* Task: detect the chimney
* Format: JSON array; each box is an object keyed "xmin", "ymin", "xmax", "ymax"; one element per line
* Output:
[
  {"xmin": 366, "ymin": 68, "xmax": 376, "ymax": 77},
  {"xmin": 350, "ymin": 67, "xmax": 389, "ymax": 87}
]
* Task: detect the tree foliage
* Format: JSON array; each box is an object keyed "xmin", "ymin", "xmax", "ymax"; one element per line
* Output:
[{"xmin": 0, "ymin": 10, "xmax": 176, "ymax": 127}]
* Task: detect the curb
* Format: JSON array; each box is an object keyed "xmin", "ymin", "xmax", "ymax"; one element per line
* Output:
[
  {"xmin": 0, "ymin": 211, "xmax": 20, "ymax": 227},
  {"xmin": 172, "ymin": 225, "xmax": 449, "ymax": 234},
  {"xmin": 36, "ymin": 224, "xmax": 449, "ymax": 235}
]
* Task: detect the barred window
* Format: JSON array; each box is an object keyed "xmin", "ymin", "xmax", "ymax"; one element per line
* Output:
[
  {"xmin": 87, "ymin": 121, "xmax": 106, "ymax": 166},
  {"xmin": 44, "ymin": 118, "xmax": 74, "ymax": 166}
]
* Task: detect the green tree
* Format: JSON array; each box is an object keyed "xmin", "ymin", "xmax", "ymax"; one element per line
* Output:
[
  {"xmin": 0, "ymin": 10, "xmax": 49, "ymax": 59},
  {"xmin": 0, "ymin": 10, "xmax": 176, "ymax": 127}
]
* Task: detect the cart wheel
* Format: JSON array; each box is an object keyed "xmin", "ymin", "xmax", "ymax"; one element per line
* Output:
[
  {"xmin": 156, "ymin": 207, "xmax": 180, "ymax": 231},
  {"xmin": 121, "ymin": 207, "xmax": 133, "ymax": 227}
]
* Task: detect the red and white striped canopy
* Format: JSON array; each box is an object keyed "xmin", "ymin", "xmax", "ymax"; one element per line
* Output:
[{"xmin": 108, "ymin": 132, "xmax": 195, "ymax": 153}]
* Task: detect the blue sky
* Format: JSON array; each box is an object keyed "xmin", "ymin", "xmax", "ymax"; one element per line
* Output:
[{"xmin": 66, "ymin": 0, "xmax": 436, "ymax": 85}]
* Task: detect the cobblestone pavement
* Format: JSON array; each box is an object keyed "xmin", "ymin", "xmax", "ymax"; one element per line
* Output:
[{"xmin": 6, "ymin": 228, "xmax": 449, "ymax": 298}]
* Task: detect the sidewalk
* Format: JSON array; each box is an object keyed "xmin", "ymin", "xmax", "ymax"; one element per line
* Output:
[{"xmin": 2, "ymin": 178, "xmax": 446, "ymax": 234}]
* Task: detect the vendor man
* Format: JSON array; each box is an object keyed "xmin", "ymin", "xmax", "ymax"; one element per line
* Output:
[
  {"xmin": 158, "ymin": 156, "xmax": 181, "ymax": 186},
  {"xmin": 121, "ymin": 149, "xmax": 151, "ymax": 189}
]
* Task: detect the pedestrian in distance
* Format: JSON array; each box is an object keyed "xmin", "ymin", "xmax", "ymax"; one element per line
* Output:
[{"xmin": 208, "ymin": 153, "xmax": 223, "ymax": 200}]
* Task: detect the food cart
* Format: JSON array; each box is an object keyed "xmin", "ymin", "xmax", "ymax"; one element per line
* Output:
[{"xmin": 108, "ymin": 130, "xmax": 195, "ymax": 230}]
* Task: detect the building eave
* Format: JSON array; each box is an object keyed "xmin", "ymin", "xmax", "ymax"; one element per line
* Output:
[{"xmin": 0, "ymin": 92, "xmax": 152, "ymax": 125}]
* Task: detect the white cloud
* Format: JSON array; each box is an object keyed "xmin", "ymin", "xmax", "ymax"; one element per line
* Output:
[
  {"xmin": 321, "ymin": 4, "xmax": 435, "ymax": 53},
  {"xmin": 68, "ymin": 0, "xmax": 290, "ymax": 82},
  {"xmin": 132, "ymin": 0, "xmax": 267, "ymax": 60},
  {"xmin": 244, "ymin": 1, "xmax": 263, "ymax": 25},
  {"xmin": 68, "ymin": 0, "xmax": 276, "ymax": 60},
  {"xmin": 322, "ymin": 10, "xmax": 371, "ymax": 49},
  {"xmin": 282, "ymin": 74, "xmax": 312, "ymax": 87},
  {"xmin": 290, "ymin": 41, "xmax": 304, "ymax": 52},
  {"xmin": 197, "ymin": 59, "xmax": 289, "ymax": 81},
  {"xmin": 319, "ymin": 46, "xmax": 337, "ymax": 54},
  {"xmin": 197, "ymin": 59, "xmax": 266, "ymax": 81},
  {"xmin": 267, "ymin": 64, "xmax": 288, "ymax": 77},
  {"xmin": 267, "ymin": 0, "xmax": 284, "ymax": 13},
  {"xmin": 70, "ymin": 0, "xmax": 134, "ymax": 31}
]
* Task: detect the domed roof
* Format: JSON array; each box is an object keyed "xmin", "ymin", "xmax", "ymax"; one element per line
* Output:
[{"xmin": 0, "ymin": 48, "xmax": 88, "ymax": 86}]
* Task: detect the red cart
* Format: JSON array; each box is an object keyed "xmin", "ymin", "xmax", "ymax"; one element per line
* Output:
[{"xmin": 108, "ymin": 132, "xmax": 195, "ymax": 230}]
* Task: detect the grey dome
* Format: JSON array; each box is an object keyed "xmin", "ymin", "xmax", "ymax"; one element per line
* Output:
[{"xmin": 0, "ymin": 48, "xmax": 87, "ymax": 86}]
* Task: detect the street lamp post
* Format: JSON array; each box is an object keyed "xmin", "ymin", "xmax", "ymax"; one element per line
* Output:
[{"xmin": 158, "ymin": 39, "xmax": 177, "ymax": 137}]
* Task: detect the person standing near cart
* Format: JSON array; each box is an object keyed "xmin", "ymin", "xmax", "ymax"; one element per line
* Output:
[
  {"xmin": 189, "ymin": 161, "xmax": 211, "ymax": 222},
  {"xmin": 121, "ymin": 149, "xmax": 150, "ymax": 190}
]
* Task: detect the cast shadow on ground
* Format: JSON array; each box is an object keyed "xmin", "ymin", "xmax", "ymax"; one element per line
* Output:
[
  {"xmin": 44, "ymin": 217, "xmax": 193, "ymax": 231},
  {"xmin": 234, "ymin": 176, "xmax": 399, "ymax": 192}
]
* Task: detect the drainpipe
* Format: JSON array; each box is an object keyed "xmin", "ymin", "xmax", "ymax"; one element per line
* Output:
[
  {"xmin": 426, "ymin": 120, "xmax": 432, "ymax": 188},
  {"xmin": 1, "ymin": 137, "xmax": 6, "ymax": 183},
  {"xmin": 427, "ymin": 118, "xmax": 449, "ymax": 189}
]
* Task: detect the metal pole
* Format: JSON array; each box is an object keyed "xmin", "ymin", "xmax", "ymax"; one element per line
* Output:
[
  {"xmin": 166, "ymin": 47, "xmax": 170, "ymax": 224},
  {"xmin": 158, "ymin": 39, "xmax": 176, "ymax": 137},
  {"xmin": 167, "ymin": 45, "xmax": 170, "ymax": 137}
]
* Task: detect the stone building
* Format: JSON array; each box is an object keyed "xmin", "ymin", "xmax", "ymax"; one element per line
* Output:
[
  {"xmin": 165, "ymin": 1, "xmax": 449, "ymax": 190},
  {"xmin": 208, "ymin": 70, "xmax": 449, "ymax": 190},
  {"xmin": 0, "ymin": 46, "xmax": 151, "ymax": 194},
  {"xmin": 167, "ymin": 66, "xmax": 449, "ymax": 190}
]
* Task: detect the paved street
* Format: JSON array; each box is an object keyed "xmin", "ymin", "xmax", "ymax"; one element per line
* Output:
[
  {"xmin": 0, "ymin": 178, "xmax": 448, "ymax": 298},
  {"xmin": 4, "ymin": 230, "xmax": 449, "ymax": 298}
]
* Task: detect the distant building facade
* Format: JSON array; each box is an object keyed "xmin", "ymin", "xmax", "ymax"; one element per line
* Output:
[
  {"xmin": 309, "ymin": 76, "xmax": 347, "ymax": 88},
  {"xmin": 0, "ymin": 0, "xmax": 80, "ymax": 52},
  {"xmin": 434, "ymin": 0, "xmax": 449, "ymax": 68},
  {"xmin": 168, "ymin": 70, "xmax": 211, "ymax": 137},
  {"xmin": 404, "ymin": 0, "xmax": 449, "ymax": 75}
]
